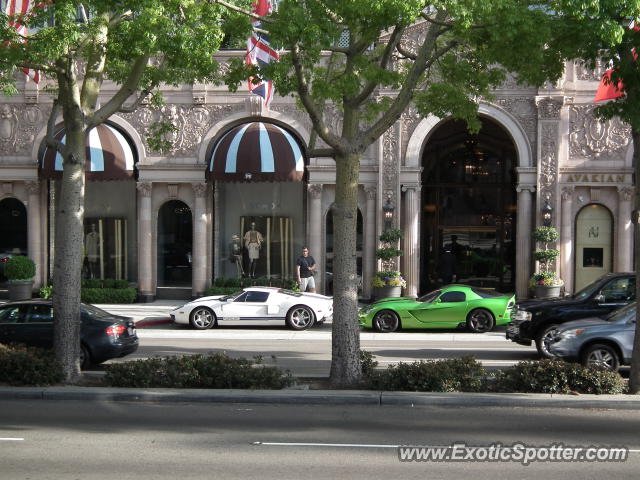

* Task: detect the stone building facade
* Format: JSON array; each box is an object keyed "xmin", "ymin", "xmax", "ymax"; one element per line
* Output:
[{"xmin": 0, "ymin": 51, "xmax": 635, "ymax": 301}]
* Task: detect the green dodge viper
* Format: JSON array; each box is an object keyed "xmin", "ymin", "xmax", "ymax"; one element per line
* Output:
[{"xmin": 359, "ymin": 285, "xmax": 516, "ymax": 333}]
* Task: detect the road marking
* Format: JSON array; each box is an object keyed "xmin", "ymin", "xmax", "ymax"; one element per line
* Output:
[{"xmin": 0, "ymin": 438, "xmax": 24, "ymax": 442}]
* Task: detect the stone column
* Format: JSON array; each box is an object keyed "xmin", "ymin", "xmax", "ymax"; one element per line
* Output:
[
  {"xmin": 26, "ymin": 181, "xmax": 42, "ymax": 288},
  {"xmin": 192, "ymin": 182, "xmax": 208, "ymax": 298},
  {"xmin": 515, "ymin": 185, "xmax": 535, "ymax": 299},
  {"xmin": 617, "ymin": 186, "xmax": 634, "ymax": 272},
  {"xmin": 402, "ymin": 185, "xmax": 420, "ymax": 298},
  {"xmin": 363, "ymin": 185, "xmax": 377, "ymax": 300},
  {"xmin": 136, "ymin": 182, "xmax": 154, "ymax": 302},
  {"xmin": 560, "ymin": 186, "xmax": 574, "ymax": 293},
  {"xmin": 307, "ymin": 184, "xmax": 323, "ymax": 290}
]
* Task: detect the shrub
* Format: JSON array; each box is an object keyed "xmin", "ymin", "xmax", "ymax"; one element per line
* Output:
[
  {"xmin": 205, "ymin": 286, "xmax": 242, "ymax": 296},
  {"xmin": 104, "ymin": 352, "xmax": 293, "ymax": 389},
  {"xmin": 365, "ymin": 356, "xmax": 486, "ymax": 392},
  {"xmin": 4, "ymin": 256, "xmax": 35, "ymax": 281},
  {"xmin": 492, "ymin": 359, "xmax": 627, "ymax": 395},
  {"xmin": 81, "ymin": 287, "xmax": 137, "ymax": 304},
  {"xmin": 371, "ymin": 270, "xmax": 406, "ymax": 288},
  {"xmin": 82, "ymin": 278, "xmax": 102, "ymax": 288},
  {"xmin": 359, "ymin": 350, "xmax": 379, "ymax": 379},
  {"xmin": 0, "ymin": 344, "xmax": 63, "ymax": 386},
  {"xmin": 39, "ymin": 284, "xmax": 53, "ymax": 299}
]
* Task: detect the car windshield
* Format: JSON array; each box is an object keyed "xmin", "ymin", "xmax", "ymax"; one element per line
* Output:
[
  {"xmin": 81, "ymin": 303, "xmax": 115, "ymax": 319},
  {"xmin": 604, "ymin": 302, "xmax": 636, "ymax": 322},
  {"xmin": 418, "ymin": 289, "xmax": 442, "ymax": 303},
  {"xmin": 573, "ymin": 276, "xmax": 608, "ymax": 301}
]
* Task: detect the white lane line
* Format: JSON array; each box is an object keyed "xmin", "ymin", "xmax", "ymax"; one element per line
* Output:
[{"xmin": 0, "ymin": 438, "xmax": 24, "ymax": 441}]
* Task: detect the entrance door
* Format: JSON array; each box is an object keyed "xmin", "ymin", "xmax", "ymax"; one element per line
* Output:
[
  {"xmin": 575, "ymin": 204, "xmax": 612, "ymax": 291},
  {"xmin": 0, "ymin": 198, "xmax": 27, "ymax": 285},
  {"xmin": 158, "ymin": 200, "xmax": 193, "ymax": 287}
]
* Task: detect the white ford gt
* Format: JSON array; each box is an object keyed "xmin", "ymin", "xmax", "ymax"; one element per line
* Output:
[{"xmin": 170, "ymin": 287, "xmax": 333, "ymax": 330}]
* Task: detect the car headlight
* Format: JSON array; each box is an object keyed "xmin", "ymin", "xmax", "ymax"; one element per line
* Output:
[
  {"xmin": 514, "ymin": 309, "xmax": 532, "ymax": 322},
  {"xmin": 559, "ymin": 328, "xmax": 585, "ymax": 339},
  {"xmin": 359, "ymin": 305, "xmax": 375, "ymax": 314}
]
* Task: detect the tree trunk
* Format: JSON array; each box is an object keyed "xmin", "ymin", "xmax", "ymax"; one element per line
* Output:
[
  {"xmin": 329, "ymin": 152, "xmax": 362, "ymax": 388},
  {"xmin": 628, "ymin": 130, "xmax": 640, "ymax": 394},
  {"xmin": 52, "ymin": 128, "xmax": 86, "ymax": 384}
]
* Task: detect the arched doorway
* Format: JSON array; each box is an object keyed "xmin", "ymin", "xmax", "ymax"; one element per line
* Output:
[
  {"xmin": 158, "ymin": 200, "xmax": 193, "ymax": 287},
  {"xmin": 0, "ymin": 198, "xmax": 27, "ymax": 284},
  {"xmin": 575, "ymin": 204, "xmax": 613, "ymax": 291},
  {"xmin": 420, "ymin": 117, "xmax": 517, "ymax": 293},
  {"xmin": 325, "ymin": 206, "xmax": 363, "ymax": 295}
]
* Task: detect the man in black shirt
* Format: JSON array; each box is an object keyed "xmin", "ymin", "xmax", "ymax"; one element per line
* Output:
[{"xmin": 296, "ymin": 247, "xmax": 317, "ymax": 293}]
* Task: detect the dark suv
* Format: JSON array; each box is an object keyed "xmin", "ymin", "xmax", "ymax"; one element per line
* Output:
[{"xmin": 506, "ymin": 273, "xmax": 636, "ymax": 357}]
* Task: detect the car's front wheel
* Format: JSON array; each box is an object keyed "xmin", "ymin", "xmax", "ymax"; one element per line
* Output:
[
  {"xmin": 286, "ymin": 305, "xmax": 315, "ymax": 330},
  {"xmin": 535, "ymin": 324, "xmax": 559, "ymax": 358},
  {"xmin": 372, "ymin": 310, "xmax": 400, "ymax": 332},
  {"xmin": 190, "ymin": 307, "xmax": 216, "ymax": 330},
  {"xmin": 466, "ymin": 309, "xmax": 495, "ymax": 333},
  {"xmin": 581, "ymin": 343, "xmax": 620, "ymax": 371}
]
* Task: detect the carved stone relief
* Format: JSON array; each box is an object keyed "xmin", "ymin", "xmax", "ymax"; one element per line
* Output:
[
  {"xmin": 539, "ymin": 122, "xmax": 558, "ymax": 210},
  {"xmin": 0, "ymin": 103, "xmax": 47, "ymax": 156},
  {"xmin": 382, "ymin": 126, "xmax": 399, "ymax": 209},
  {"xmin": 575, "ymin": 59, "xmax": 607, "ymax": 82},
  {"xmin": 569, "ymin": 105, "xmax": 630, "ymax": 160}
]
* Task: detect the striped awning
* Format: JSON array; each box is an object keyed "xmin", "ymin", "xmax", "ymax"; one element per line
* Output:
[
  {"xmin": 39, "ymin": 124, "xmax": 136, "ymax": 180},
  {"xmin": 208, "ymin": 122, "xmax": 305, "ymax": 182}
]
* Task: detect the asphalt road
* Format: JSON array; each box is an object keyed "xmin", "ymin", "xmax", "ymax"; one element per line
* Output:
[
  {"xmin": 1, "ymin": 399, "xmax": 638, "ymax": 479},
  {"xmin": 102, "ymin": 323, "xmax": 539, "ymax": 376}
]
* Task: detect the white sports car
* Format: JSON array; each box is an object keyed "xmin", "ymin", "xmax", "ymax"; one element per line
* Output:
[{"xmin": 170, "ymin": 287, "xmax": 333, "ymax": 330}]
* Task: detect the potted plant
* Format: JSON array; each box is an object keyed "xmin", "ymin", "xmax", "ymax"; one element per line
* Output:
[
  {"xmin": 4, "ymin": 255, "xmax": 36, "ymax": 301},
  {"xmin": 372, "ymin": 228, "xmax": 405, "ymax": 299},
  {"xmin": 530, "ymin": 226, "xmax": 563, "ymax": 299}
]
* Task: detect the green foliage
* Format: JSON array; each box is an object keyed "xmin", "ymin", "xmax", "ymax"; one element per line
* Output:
[
  {"xmin": 375, "ymin": 247, "xmax": 404, "ymax": 261},
  {"xmin": 0, "ymin": 344, "xmax": 63, "ymax": 386},
  {"xmin": 39, "ymin": 285, "xmax": 53, "ymax": 299},
  {"xmin": 371, "ymin": 271, "xmax": 406, "ymax": 288},
  {"xmin": 492, "ymin": 359, "xmax": 627, "ymax": 395},
  {"xmin": 205, "ymin": 277, "xmax": 298, "ymax": 296},
  {"xmin": 4, "ymin": 256, "xmax": 35, "ymax": 281},
  {"xmin": 533, "ymin": 249, "xmax": 560, "ymax": 264},
  {"xmin": 365, "ymin": 356, "xmax": 487, "ymax": 392},
  {"xmin": 81, "ymin": 288, "xmax": 137, "ymax": 304},
  {"xmin": 104, "ymin": 352, "xmax": 293, "ymax": 389},
  {"xmin": 379, "ymin": 228, "xmax": 403, "ymax": 244},
  {"xmin": 359, "ymin": 350, "xmax": 379, "ymax": 379},
  {"xmin": 531, "ymin": 226, "xmax": 561, "ymax": 283},
  {"xmin": 532, "ymin": 226, "xmax": 560, "ymax": 244}
]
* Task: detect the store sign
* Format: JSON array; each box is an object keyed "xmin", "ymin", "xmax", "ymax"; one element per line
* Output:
[{"xmin": 565, "ymin": 173, "xmax": 626, "ymax": 183}]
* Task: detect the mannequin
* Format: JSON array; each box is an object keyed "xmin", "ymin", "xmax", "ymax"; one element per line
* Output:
[
  {"xmin": 243, "ymin": 222, "xmax": 263, "ymax": 278},
  {"xmin": 230, "ymin": 234, "xmax": 245, "ymax": 278},
  {"xmin": 85, "ymin": 223, "xmax": 100, "ymax": 278}
]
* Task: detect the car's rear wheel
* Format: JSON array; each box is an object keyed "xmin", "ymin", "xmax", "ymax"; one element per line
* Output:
[
  {"xmin": 466, "ymin": 309, "xmax": 495, "ymax": 333},
  {"xmin": 581, "ymin": 343, "xmax": 620, "ymax": 371},
  {"xmin": 190, "ymin": 307, "xmax": 216, "ymax": 330},
  {"xmin": 80, "ymin": 344, "xmax": 91, "ymax": 370},
  {"xmin": 535, "ymin": 324, "xmax": 559, "ymax": 358},
  {"xmin": 286, "ymin": 305, "xmax": 315, "ymax": 330},
  {"xmin": 373, "ymin": 310, "xmax": 400, "ymax": 332}
]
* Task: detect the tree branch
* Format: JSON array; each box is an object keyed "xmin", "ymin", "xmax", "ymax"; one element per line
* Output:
[
  {"xmin": 208, "ymin": 0, "xmax": 272, "ymax": 24},
  {"xmin": 44, "ymin": 99, "xmax": 70, "ymax": 157},
  {"xmin": 308, "ymin": 147, "xmax": 335, "ymax": 158}
]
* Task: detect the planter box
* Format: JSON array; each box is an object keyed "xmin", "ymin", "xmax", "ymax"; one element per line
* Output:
[
  {"xmin": 7, "ymin": 280, "xmax": 34, "ymax": 301},
  {"xmin": 373, "ymin": 285, "xmax": 402, "ymax": 301},
  {"xmin": 534, "ymin": 284, "xmax": 562, "ymax": 299}
]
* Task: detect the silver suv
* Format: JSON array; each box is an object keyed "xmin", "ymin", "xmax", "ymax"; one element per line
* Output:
[{"xmin": 548, "ymin": 302, "xmax": 636, "ymax": 371}]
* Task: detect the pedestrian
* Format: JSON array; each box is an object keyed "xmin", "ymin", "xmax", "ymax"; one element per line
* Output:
[{"xmin": 296, "ymin": 247, "xmax": 317, "ymax": 293}]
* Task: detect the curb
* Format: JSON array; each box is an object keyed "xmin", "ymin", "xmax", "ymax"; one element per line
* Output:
[{"xmin": 2, "ymin": 386, "xmax": 640, "ymax": 409}]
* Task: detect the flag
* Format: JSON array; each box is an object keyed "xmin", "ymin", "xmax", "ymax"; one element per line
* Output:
[
  {"xmin": 594, "ymin": 22, "xmax": 639, "ymax": 103},
  {"xmin": 246, "ymin": 0, "xmax": 279, "ymax": 106},
  {"xmin": 4, "ymin": 0, "xmax": 40, "ymax": 83}
]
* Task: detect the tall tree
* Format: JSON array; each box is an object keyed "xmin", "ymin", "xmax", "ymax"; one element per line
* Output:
[
  {"xmin": 226, "ymin": 0, "xmax": 575, "ymax": 387},
  {"xmin": 551, "ymin": 1, "xmax": 640, "ymax": 392},
  {"xmin": 0, "ymin": 0, "xmax": 234, "ymax": 382}
]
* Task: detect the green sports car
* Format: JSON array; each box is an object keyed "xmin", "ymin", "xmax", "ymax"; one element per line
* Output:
[{"xmin": 359, "ymin": 285, "xmax": 516, "ymax": 333}]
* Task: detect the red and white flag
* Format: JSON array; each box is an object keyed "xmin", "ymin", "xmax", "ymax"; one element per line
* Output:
[
  {"xmin": 246, "ymin": 0, "xmax": 279, "ymax": 106},
  {"xmin": 4, "ymin": 0, "xmax": 40, "ymax": 83}
]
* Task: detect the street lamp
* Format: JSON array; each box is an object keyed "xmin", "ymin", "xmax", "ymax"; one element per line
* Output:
[
  {"xmin": 383, "ymin": 197, "xmax": 395, "ymax": 229},
  {"xmin": 542, "ymin": 199, "xmax": 553, "ymax": 226}
]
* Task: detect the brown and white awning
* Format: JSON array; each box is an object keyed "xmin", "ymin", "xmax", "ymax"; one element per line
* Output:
[
  {"xmin": 39, "ymin": 124, "xmax": 136, "ymax": 180},
  {"xmin": 208, "ymin": 122, "xmax": 305, "ymax": 182}
]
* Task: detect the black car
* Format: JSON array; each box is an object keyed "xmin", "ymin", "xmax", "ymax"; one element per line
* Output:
[
  {"xmin": 506, "ymin": 273, "xmax": 636, "ymax": 357},
  {"xmin": 0, "ymin": 299, "xmax": 138, "ymax": 368}
]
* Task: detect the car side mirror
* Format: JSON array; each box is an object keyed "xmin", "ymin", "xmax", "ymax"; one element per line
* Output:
[
  {"xmin": 435, "ymin": 298, "xmax": 441, "ymax": 304},
  {"xmin": 594, "ymin": 294, "xmax": 605, "ymax": 303}
]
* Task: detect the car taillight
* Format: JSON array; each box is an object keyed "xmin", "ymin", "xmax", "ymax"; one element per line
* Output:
[{"xmin": 106, "ymin": 324, "xmax": 127, "ymax": 336}]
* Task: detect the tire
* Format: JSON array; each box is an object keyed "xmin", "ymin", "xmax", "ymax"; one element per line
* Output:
[
  {"xmin": 535, "ymin": 324, "xmax": 559, "ymax": 359},
  {"xmin": 80, "ymin": 344, "xmax": 91, "ymax": 370},
  {"xmin": 581, "ymin": 343, "xmax": 620, "ymax": 371},
  {"xmin": 466, "ymin": 309, "xmax": 495, "ymax": 333},
  {"xmin": 189, "ymin": 307, "xmax": 216, "ymax": 330},
  {"xmin": 286, "ymin": 305, "xmax": 315, "ymax": 330},
  {"xmin": 372, "ymin": 310, "xmax": 400, "ymax": 333}
]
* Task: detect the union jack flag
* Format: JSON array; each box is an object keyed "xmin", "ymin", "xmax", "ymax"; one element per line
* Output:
[
  {"xmin": 4, "ymin": 0, "xmax": 40, "ymax": 83},
  {"xmin": 246, "ymin": 0, "xmax": 279, "ymax": 106}
]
